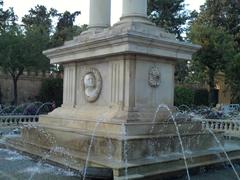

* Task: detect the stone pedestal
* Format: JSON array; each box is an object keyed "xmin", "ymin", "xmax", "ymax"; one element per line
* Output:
[
  {"xmin": 43, "ymin": 20, "xmax": 199, "ymax": 123},
  {"xmin": 32, "ymin": 19, "xmax": 203, "ymax": 179}
]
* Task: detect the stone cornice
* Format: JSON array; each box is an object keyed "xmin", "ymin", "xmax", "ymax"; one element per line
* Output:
[{"xmin": 43, "ymin": 22, "xmax": 201, "ymax": 64}]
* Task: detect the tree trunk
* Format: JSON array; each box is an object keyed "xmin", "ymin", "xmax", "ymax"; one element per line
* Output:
[
  {"xmin": 208, "ymin": 70, "xmax": 216, "ymax": 106},
  {"xmin": 12, "ymin": 77, "xmax": 18, "ymax": 105},
  {"xmin": 10, "ymin": 68, "xmax": 24, "ymax": 105}
]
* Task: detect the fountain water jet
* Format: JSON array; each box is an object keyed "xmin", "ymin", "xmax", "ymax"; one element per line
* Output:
[
  {"xmin": 206, "ymin": 127, "xmax": 240, "ymax": 180},
  {"xmin": 82, "ymin": 114, "xmax": 108, "ymax": 180}
]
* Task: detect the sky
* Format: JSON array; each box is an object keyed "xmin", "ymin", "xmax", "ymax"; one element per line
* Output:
[{"xmin": 3, "ymin": 0, "xmax": 206, "ymax": 25}]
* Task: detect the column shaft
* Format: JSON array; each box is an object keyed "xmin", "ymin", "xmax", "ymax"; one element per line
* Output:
[
  {"xmin": 122, "ymin": 0, "xmax": 147, "ymax": 18},
  {"xmin": 89, "ymin": 0, "xmax": 111, "ymax": 29}
]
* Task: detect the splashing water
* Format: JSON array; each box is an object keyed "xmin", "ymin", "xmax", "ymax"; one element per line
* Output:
[
  {"xmin": 121, "ymin": 123, "xmax": 128, "ymax": 180},
  {"xmin": 27, "ymin": 127, "xmax": 57, "ymax": 180},
  {"xmin": 150, "ymin": 104, "xmax": 191, "ymax": 180},
  {"xmin": 82, "ymin": 114, "xmax": 107, "ymax": 180},
  {"xmin": 35, "ymin": 102, "xmax": 54, "ymax": 115},
  {"xmin": 206, "ymin": 127, "xmax": 240, "ymax": 180}
]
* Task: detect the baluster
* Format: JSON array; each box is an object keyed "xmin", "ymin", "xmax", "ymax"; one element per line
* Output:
[
  {"xmin": 220, "ymin": 122, "xmax": 223, "ymax": 130},
  {"xmin": 230, "ymin": 122, "xmax": 232, "ymax": 131}
]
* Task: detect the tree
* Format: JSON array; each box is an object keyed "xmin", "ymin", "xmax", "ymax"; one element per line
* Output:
[
  {"xmin": 197, "ymin": 0, "xmax": 240, "ymax": 48},
  {"xmin": 0, "ymin": 27, "xmax": 30, "ymax": 104},
  {"xmin": 49, "ymin": 10, "xmax": 86, "ymax": 75},
  {"xmin": 50, "ymin": 11, "xmax": 83, "ymax": 48},
  {"xmin": 22, "ymin": 5, "xmax": 58, "ymax": 72},
  {"xmin": 147, "ymin": 0, "xmax": 192, "ymax": 40},
  {"xmin": 226, "ymin": 53, "xmax": 240, "ymax": 103},
  {"xmin": 22, "ymin": 5, "xmax": 58, "ymax": 36},
  {"xmin": 189, "ymin": 24, "xmax": 236, "ymax": 105},
  {"xmin": 0, "ymin": 1, "xmax": 17, "ymax": 32},
  {"xmin": 38, "ymin": 78, "xmax": 63, "ymax": 107},
  {"xmin": 24, "ymin": 26, "xmax": 50, "ymax": 72},
  {"xmin": 147, "ymin": 0, "xmax": 197, "ymax": 83},
  {"xmin": 0, "ymin": 5, "xmax": 54, "ymax": 104},
  {"xmin": 188, "ymin": 0, "xmax": 240, "ymax": 104}
]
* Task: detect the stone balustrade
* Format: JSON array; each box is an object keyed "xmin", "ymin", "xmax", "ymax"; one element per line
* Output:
[
  {"xmin": 201, "ymin": 119, "xmax": 240, "ymax": 138},
  {"xmin": 0, "ymin": 115, "xmax": 39, "ymax": 127}
]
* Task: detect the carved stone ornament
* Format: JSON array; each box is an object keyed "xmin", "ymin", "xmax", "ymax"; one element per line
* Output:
[
  {"xmin": 81, "ymin": 67, "xmax": 102, "ymax": 102},
  {"xmin": 148, "ymin": 66, "xmax": 161, "ymax": 87}
]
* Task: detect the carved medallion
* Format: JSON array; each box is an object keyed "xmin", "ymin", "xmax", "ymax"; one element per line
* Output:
[
  {"xmin": 148, "ymin": 66, "xmax": 161, "ymax": 87},
  {"xmin": 81, "ymin": 67, "xmax": 102, "ymax": 102}
]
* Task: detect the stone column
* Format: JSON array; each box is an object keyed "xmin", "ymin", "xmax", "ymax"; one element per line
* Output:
[
  {"xmin": 89, "ymin": 0, "xmax": 111, "ymax": 30},
  {"xmin": 121, "ymin": 0, "xmax": 150, "ymax": 23},
  {"xmin": 122, "ymin": 0, "xmax": 147, "ymax": 17}
]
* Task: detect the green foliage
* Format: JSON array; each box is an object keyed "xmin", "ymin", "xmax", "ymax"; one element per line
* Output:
[
  {"xmin": 50, "ymin": 11, "xmax": 85, "ymax": 48},
  {"xmin": 190, "ymin": 25, "xmax": 235, "ymax": 72},
  {"xmin": 187, "ymin": 0, "xmax": 240, "ymax": 105},
  {"xmin": 0, "ymin": 26, "xmax": 35, "ymax": 104},
  {"xmin": 174, "ymin": 87, "xmax": 209, "ymax": 106},
  {"xmin": 175, "ymin": 60, "xmax": 189, "ymax": 83},
  {"xmin": 189, "ymin": 23, "xmax": 235, "ymax": 103},
  {"xmin": 24, "ymin": 26, "xmax": 50, "ymax": 71},
  {"xmin": 226, "ymin": 53, "xmax": 240, "ymax": 103},
  {"xmin": 22, "ymin": 5, "xmax": 59, "ymax": 72},
  {"xmin": 148, "ymin": 0, "xmax": 192, "ymax": 40},
  {"xmin": 0, "ymin": 5, "xmax": 18, "ymax": 33},
  {"xmin": 0, "ymin": 29, "xmax": 28, "ymax": 71},
  {"xmin": 0, "ymin": 4, "xmax": 53, "ymax": 104},
  {"xmin": 174, "ymin": 86, "xmax": 194, "ymax": 106},
  {"xmin": 0, "ymin": 4, "xmax": 84, "ymax": 104},
  {"xmin": 22, "ymin": 5, "xmax": 58, "ymax": 35},
  {"xmin": 0, "ymin": 26, "xmax": 33, "ymax": 104},
  {"xmin": 193, "ymin": 89, "xmax": 209, "ymax": 106},
  {"xmin": 198, "ymin": 0, "xmax": 240, "ymax": 48},
  {"xmin": 38, "ymin": 78, "xmax": 63, "ymax": 107}
]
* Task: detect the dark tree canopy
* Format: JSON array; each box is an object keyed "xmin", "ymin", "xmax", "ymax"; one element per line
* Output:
[
  {"xmin": 22, "ymin": 5, "xmax": 58, "ymax": 35},
  {"xmin": 50, "ymin": 10, "xmax": 82, "ymax": 48},
  {"xmin": 0, "ymin": 1, "xmax": 17, "ymax": 32},
  {"xmin": 196, "ymin": 0, "xmax": 240, "ymax": 48},
  {"xmin": 22, "ymin": 5, "xmax": 57, "ymax": 71},
  {"xmin": 0, "ymin": 3, "xmax": 86, "ymax": 104},
  {"xmin": 56, "ymin": 11, "xmax": 80, "ymax": 31},
  {"xmin": 0, "ymin": 26, "xmax": 31, "ymax": 104},
  {"xmin": 147, "ymin": 0, "xmax": 192, "ymax": 40},
  {"xmin": 226, "ymin": 53, "xmax": 240, "ymax": 102},
  {"xmin": 188, "ymin": 0, "xmax": 240, "ymax": 103}
]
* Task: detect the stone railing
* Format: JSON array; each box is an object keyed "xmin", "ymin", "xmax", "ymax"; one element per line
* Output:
[
  {"xmin": 0, "ymin": 115, "xmax": 39, "ymax": 127},
  {"xmin": 201, "ymin": 119, "xmax": 240, "ymax": 138}
]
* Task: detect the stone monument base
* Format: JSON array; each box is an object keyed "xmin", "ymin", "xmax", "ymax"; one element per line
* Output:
[{"xmin": 6, "ymin": 114, "xmax": 240, "ymax": 179}]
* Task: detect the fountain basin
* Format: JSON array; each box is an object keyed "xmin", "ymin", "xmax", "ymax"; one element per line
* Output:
[{"xmin": 6, "ymin": 116, "xmax": 239, "ymax": 179}]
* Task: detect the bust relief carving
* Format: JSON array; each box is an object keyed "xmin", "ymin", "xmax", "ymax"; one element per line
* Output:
[
  {"xmin": 82, "ymin": 67, "xmax": 102, "ymax": 102},
  {"xmin": 148, "ymin": 65, "xmax": 161, "ymax": 88}
]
